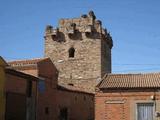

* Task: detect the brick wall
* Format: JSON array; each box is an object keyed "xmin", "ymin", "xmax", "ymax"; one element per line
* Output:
[
  {"xmin": 36, "ymin": 58, "xmax": 58, "ymax": 120},
  {"xmin": 56, "ymin": 89, "xmax": 94, "ymax": 120},
  {"xmin": 37, "ymin": 58, "xmax": 95, "ymax": 120},
  {"xmin": 0, "ymin": 58, "xmax": 6, "ymax": 120},
  {"xmin": 95, "ymin": 90, "xmax": 160, "ymax": 120},
  {"xmin": 5, "ymin": 73, "xmax": 37, "ymax": 96},
  {"xmin": 37, "ymin": 85, "xmax": 94, "ymax": 120},
  {"xmin": 5, "ymin": 71, "xmax": 37, "ymax": 120},
  {"xmin": 6, "ymin": 74, "xmax": 27, "ymax": 94}
]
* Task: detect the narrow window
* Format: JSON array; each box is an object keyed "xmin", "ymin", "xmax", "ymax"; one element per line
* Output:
[
  {"xmin": 84, "ymin": 96, "xmax": 86, "ymax": 101},
  {"xmin": 45, "ymin": 107, "xmax": 49, "ymax": 115},
  {"xmin": 60, "ymin": 108, "xmax": 68, "ymax": 120},
  {"xmin": 68, "ymin": 47, "xmax": 75, "ymax": 58},
  {"xmin": 38, "ymin": 79, "xmax": 45, "ymax": 93},
  {"xmin": 137, "ymin": 103, "xmax": 154, "ymax": 120},
  {"xmin": 27, "ymin": 80, "xmax": 32, "ymax": 97}
]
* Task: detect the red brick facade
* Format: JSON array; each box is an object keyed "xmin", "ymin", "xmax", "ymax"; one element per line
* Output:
[
  {"xmin": 8, "ymin": 58, "xmax": 95, "ymax": 120},
  {"xmin": 5, "ymin": 69, "xmax": 38, "ymax": 97},
  {"xmin": 37, "ymin": 58, "xmax": 94, "ymax": 120},
  {"xmin": 95, "ymin": 73, "xmax": 160, "ymax": 120},
  {"xmin": 95, "ymin": 90, "xmax": 160, "ymax": 120},
  {"xmin": 5, "ymin": 68, "xmax": 38, "ymax": 120}
]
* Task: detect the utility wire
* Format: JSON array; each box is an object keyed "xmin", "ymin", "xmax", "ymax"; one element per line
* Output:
[
  {"xmin": 113, "ymin": 63, "xmax": 160, "ymax": 66},
  {"xmin": 113, "ymin": 67, "xmax": 160, "ymax": 73}
]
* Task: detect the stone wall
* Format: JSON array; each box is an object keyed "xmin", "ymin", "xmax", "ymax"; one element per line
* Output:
[{"xmin": 44, "ymin": 11, "xmax": 113, "ymax": 90}]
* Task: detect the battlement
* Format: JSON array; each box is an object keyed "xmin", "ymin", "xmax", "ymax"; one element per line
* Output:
[
  {"xmin": 45, "ymin": 11, "xmax": 113, "ymax": 48},
  {"xmin": 59, "ymin": 11, "xmax": 95, "ymax": 26},
  {"xmin": 45, "ymin": 11, "xmax": 113, "ymax": 91}
]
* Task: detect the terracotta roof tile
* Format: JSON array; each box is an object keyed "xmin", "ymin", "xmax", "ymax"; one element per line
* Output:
[
  {"xmin": 98, "ymin": 73, "xmax": 160, "ymax": 89},
  {"xmin": 58, "ymin": 83, "xmax": 94, "ymax": 94},
  {"xmin": 8, "ymin": 58, "xmax": 48, "ymax": 67},
  {"xmin": 6, "ymin": 68, "xmax": 39, "ymax": 81}
]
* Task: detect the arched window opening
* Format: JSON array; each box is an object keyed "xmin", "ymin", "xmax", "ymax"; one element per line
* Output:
[{"xmin": 69, "ymin": 47, "xmax": 75, "ymax": 58}]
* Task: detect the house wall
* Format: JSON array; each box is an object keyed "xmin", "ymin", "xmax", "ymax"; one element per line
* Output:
[
  {"xmin": 5, "ymin": 73, "xmax": 37, "ymax": 120},
  {"xmin": 56, "ymin": 90, "xmax": 94, "ymax": 120},
  {"xmin": 5, "ymin": 92, "xmax": 26, "ymax": 120},
  {"xmin": 95, "ymin": 90, "xmax": 160, "ymax": 120},
  {"xmin": 5, "ymin": 74, "xmax": 28, "ymax": 94},
  {"xmin": 37, "ymin": 85, "xmax": 94, "ymax": 120},
  {"xmin": 0, "ymin": 59, "xmax": 6, "ymax": 120},
  {"xmin": 37, "ymin": 58, "xmax": 58, "ymax": 120},
  {"xmin": 37, "ymin": 58, "xmax": 95, "ymax": 120}
]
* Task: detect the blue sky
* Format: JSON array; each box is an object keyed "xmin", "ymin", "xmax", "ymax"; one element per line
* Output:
[{"xmin": 0, "ymin": 0, "xmax": 160, "ymax": 73}]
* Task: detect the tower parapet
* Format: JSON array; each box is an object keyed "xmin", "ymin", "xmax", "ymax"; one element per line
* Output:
[
  {"xmin": 45, "ymin": 11, "xmax": 113, "ymax": 49},
  {"xmin": 44, "ymin": 11, "xmax": 113, "ymax": 92}
]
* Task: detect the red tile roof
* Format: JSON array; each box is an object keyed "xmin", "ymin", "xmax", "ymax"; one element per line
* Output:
[
  {"xmin": 8, "ymin": 58, "xmax": 44, "ymax": 67},
  {"xmin": 98, "ymin": 73, "xmax": 160, "ymax": 89},
  {"xmin": 6, "ymin": 68, "xmax": 39, "ymax": 81},
  {"xmin": 58, "ymin": 83, "xmax": 94, "ymax": 94}
]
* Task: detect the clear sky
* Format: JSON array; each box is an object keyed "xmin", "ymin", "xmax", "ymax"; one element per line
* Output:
[{"xmin": 0, "ymin": 0, "xmax": 160, "ymax": 73}]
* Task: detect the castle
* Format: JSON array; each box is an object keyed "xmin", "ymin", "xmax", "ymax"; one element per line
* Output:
[
  {"xmin": 6, "ymin": 11, "xmax": 112, "ymax": 120},
  {"xmin": 5, "ymin": 11, "xmax": 160, "ymax": 120},
  {"xmin": 44, "ymin": 10, "xmax": 113, "ymax": 92}
]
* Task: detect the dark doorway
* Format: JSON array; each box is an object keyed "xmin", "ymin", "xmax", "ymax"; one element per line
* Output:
[
  {"xmin": 5, "ymin": 92, "xmax": 26, "ymax": 120},
  {"xmin": 60, "ymin": 107, "xmax": 68, "ymax": 120}
]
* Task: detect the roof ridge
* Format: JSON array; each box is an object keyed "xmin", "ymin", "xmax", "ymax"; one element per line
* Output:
[
  {"xmin": 58, "ymin": 84, "xmax": 94, "ymax": 94},
  {"xmin": 7, "ymin": 57, "xmax": 47, "ymax": 63},
  {"xmin": 98, "ymin": 72, "xmax": 160, "ymax": 89},
  {"xmin": 7, "ymin": 57, "xmax": 48, "ymax": 64},
  {"xmin": 109, "ymin": 72, "xmax": 160, "ymax": 76}
]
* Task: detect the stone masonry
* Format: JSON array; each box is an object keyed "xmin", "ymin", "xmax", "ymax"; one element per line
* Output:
[{"xmin": 44, "ymin": 11, "xmax": 113, "ymax": 92}]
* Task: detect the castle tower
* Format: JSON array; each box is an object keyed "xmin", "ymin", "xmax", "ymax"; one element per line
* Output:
[{"xmin": 44, "ymin": 11, "xmax": 113, "ymax": 91}]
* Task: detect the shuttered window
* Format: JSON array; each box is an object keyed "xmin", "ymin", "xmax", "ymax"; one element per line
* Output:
[
  {"xmin": 38, "ymin": 79, "xmax": 45, "ymax": 93},
  {"xmin": 137, "ymin": 103, "xmax": 154, "ymax": 120}
]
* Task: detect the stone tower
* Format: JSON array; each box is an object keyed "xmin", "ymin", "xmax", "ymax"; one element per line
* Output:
[{"xmin": 44, "ymin": 11, "xmax": 113, "ymax": 91}]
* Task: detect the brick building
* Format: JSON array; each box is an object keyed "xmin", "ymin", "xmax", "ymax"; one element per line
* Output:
[
  {"xmin": 5, "ymin": 68, "xmax": 38, "ymax": 120},
  {"xmin": 8, "ymin": 11, "xmax": 112, "ymax": 120},
  {"xmin": 0, "ymin": 56, "xmax": 7, "ymax": 120},
  {"xmin": 9, "ymin": 57, "xmax": 94, "ymax": 120},
  {"xmin": 0, "ymin": 56, "xmax": 39, "ymax": 120},
  {"xmin": 95, "ymin": 74, "xmax": 160, "ymax": 120},
  {"xmin": 7, "ymin": 10, "xmax": 160, "ymax": 120}
]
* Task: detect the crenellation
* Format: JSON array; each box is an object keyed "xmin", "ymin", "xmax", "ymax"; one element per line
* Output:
[
  {"xmin": 88, "ymin": 10, "xmax": 96, "ymax": 20},
  {"xmin": 45, "ymin": 25, "xmax": 53, "ymax": 35},
  {"xmin": 45, "ymin": 11, "xmax": 113, "ymax": 92}
]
